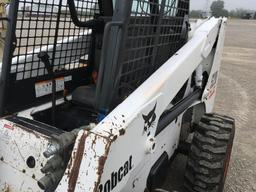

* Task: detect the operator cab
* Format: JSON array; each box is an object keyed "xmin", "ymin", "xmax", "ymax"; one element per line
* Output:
[
  {"xmin": 0, "ymin": 0, "xmax": 189, "ymax": 132},
  {"xmin": 0, "ymin": 0, "xmax": 115, "ymax": 131}
]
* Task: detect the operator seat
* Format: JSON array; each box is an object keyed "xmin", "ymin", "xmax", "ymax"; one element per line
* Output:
[
  {"xmin": 70, "ymin": 12, "xmax": 114, "ymax": 109},
  {"xmin": 72, "ymin": 85, "xmax": 96, "ymax": 108},
  {"xmin": 71, "ymin": 22, "xmax": 103, "ymax": 109},
  {"xmin": 68, "ymin": 0, "xmax": 115, "ymax": 111}
]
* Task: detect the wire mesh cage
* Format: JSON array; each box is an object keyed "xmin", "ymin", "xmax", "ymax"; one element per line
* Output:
[
  {"xmin": 116, "ymin": 0, "xmax": 189, "ymax": 99},
  {"xmin": 1, "ymin": 0, "xmax": 189, "ymax": 113},
  {"xmin": 12, "ymin": 0, "xmax": 99, "ymax": 81}
]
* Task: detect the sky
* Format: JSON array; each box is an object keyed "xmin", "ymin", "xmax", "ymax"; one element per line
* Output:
[
  {"xmin": 18, "ymin": 0, "xmax": 256, "ymax": 12},
  {"xmin": 191, "ymin": 0, "xmax": 256, "ymax": 11}
]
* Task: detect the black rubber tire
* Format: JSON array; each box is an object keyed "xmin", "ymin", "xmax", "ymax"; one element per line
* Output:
[{"xmin": 183, "ymin": 113, "xmax": 235, "ymax": 192}]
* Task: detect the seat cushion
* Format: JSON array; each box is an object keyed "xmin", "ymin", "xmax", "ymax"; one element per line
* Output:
[{"xmin": 72, "ymin": 85, "xmax": 96, "ymax": 108}]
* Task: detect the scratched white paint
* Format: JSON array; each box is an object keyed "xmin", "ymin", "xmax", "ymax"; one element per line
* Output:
[{"xmin": 0, "ymin": 119, "xmax": 49, "ymax": 192}]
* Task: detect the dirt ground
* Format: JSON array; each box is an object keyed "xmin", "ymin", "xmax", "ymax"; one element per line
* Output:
[
  {"xmin": 163, "ymin": 19, "xmax": 256, "ymax": 192},
  {"xmin": 214, "ymin": 19, "xmax": 256, "ymax": 192}
]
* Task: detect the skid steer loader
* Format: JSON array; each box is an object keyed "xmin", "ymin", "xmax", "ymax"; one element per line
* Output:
[{"xmin": 0, "ymin": 0, "xmax": 235, "ymax": 192}]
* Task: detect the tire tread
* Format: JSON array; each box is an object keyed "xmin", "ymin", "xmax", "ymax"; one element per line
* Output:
[{"xmin": 183, "ymin": 114, "xmax": 235, "ymax": 192}]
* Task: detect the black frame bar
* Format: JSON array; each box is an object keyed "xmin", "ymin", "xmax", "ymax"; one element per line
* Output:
[
  {"xmin": 0, "ymin": 0, "xmax": 19, "ymax": 116},
  {"xmin": 98, "ymin": 0, "xmax": 114, "ymax": 16},
  {"xmin": 156, "ymin": 89, "xmax": 202, "ymax": 136}
]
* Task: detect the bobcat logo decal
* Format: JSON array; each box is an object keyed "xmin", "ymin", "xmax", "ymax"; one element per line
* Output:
[{"xmin": 142, "ymin": 103, "xmax": 157, "ymax": 136}]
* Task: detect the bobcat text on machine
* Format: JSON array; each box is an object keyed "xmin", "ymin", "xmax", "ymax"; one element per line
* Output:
[{"xmin": 0, "ymin": 0, "xmax": 235, "ymax": 192}]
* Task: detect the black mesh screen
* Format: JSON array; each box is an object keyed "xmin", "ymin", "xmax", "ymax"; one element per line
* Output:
[
  {"xmin": 12, "ymin": 0, "xmax": 99, "ymax": 81},
  {"xmin": 117, "ymin": 0, "xmax": 189, "ymax": 97}
]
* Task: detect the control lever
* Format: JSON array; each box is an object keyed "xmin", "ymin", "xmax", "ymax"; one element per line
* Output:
[
  {"xmin": 67, "ymin": 0, "xmax": 104, "ymax": 29},
  {"xmin": 38, "ymin": 52, "xmax": 56, "ymax": 126},
  {"xmin": 38, "ymin": 52, "xmax": 53, "ymax": 75}
]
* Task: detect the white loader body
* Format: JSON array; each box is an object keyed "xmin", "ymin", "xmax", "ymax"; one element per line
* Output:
[{"xmin": 0, "ymin": 17, "xmax": 227, "ymax": 192}]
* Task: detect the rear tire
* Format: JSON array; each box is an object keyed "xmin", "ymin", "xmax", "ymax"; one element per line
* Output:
[{"xmin": 183, "ymin": 113, "xmax": 235, "ymax": 192}]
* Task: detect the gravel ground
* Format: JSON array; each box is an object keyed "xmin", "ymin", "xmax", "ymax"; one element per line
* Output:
[
  {"xmin": 163, "ymin": 19, "xmax": 256, "ymax": 192},
  {"xmin": 214, "ymin": 19, "xmax": 256, "ymax": 192}
]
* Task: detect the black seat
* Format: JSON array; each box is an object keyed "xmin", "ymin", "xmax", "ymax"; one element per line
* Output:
[
  {"xmin": 72, "ymin": 85, "xmax": 96, "ymax": 108},
  {"xmin": 71, "ymin": 17, "xmax": 109, "ymax": 110}
]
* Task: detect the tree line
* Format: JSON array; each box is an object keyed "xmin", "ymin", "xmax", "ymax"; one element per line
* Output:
[{"xmin": 190, "ymin": 0, "xmax": 256, "ymax": 19}]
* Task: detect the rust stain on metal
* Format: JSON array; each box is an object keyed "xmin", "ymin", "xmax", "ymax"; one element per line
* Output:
[
  {"xmin": 3, "ymin": 183, "xmax": 10, "ymax": 192},
  {"xmin": 68, "ymin": 132, "xmax": 88, "ymax": 192},
  {"xmin": 93, "ymin": 140, "xmax": 112, "ymax": 192},
  {"xmin": 91, "ymin": 134, "xmax": 97, "ymax": 149},
  {"xmin": 97, "ymin": 156, "xmax": 107, "ymax": 175}
]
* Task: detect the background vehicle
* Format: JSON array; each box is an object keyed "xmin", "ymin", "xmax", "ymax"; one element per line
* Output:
[{"xmin": 0, "ymin": 0, "xmax": 234, "ymax": 191}]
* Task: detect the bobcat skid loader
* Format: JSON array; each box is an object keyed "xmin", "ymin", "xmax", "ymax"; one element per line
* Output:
[{"xmin": 0, "ymin": 0, "xmax": 235, "ymax": 192}]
